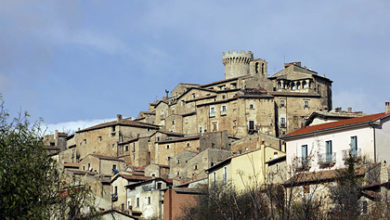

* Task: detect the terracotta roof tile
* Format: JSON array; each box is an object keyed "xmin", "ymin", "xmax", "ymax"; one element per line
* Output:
[{"xmin": 284, "ymin": 112, "xmax": 390, "ymax": 138}]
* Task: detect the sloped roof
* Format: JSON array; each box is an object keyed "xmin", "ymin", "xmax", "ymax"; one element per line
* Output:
[
  {"xmin": 76, "ymin": 118, "xmax": 159, "ymax": 133},
  {"xmin": 111, "ymin": 173, "xmax": 152, "ymax": 183},
  {"xmin": 284, "ymin": 167, "xmax": 366, "ymax": 186},
  {"xmin": 283, "ymin": 112, "xmax": 390, "ymax": 139}
]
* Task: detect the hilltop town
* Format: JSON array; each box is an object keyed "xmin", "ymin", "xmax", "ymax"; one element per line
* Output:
[{"xmin": 45, "ymin": 50, "xmax": 390, "ymax": 219}]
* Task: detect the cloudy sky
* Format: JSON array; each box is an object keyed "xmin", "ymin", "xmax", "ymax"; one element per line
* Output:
[{"xmin": 0, "ymin": 0, "xmax": 389, "ymax": 133}]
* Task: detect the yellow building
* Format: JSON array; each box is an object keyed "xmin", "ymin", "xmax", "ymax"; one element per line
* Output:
[{"xmin": 207, "ymin": 145, "xmax": 285, "ymax": 192}]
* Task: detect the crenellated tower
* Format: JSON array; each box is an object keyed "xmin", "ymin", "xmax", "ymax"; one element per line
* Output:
[{"xmin": 222, "ymin": 50, "xmax": 253, "ymax": 79}]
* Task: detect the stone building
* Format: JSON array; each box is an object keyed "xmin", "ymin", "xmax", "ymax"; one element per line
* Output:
[
  {"xmin": 62, "ymin": 114, "xmax": 159, "ymax": 164},
  {"xmin": 138, "ymin": 50, "xmax": 332, "ymax": 141},
  {"xmin": 169, "ymin": 148, "xmax": 231, "ymax": 181}
]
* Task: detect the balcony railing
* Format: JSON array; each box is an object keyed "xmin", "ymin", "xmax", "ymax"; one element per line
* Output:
[
  {"xmin": 318, "ymin": 152, "xmax": 336, "ymax": 168},
  {"xmin": 342, "ymin": 148, "xmax": 362, "ymax": 159},
  {"xmin": 296, "ymin": 157, "xmax": 310, "ymax": 171}
]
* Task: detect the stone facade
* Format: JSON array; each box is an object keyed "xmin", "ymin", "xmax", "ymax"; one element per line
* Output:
[{"xmin": 169, "ymin": 148, "xmax": 231, "ymax": 181}]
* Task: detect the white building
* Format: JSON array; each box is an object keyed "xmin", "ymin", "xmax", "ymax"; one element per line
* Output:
[{"xmin": 282, "ymin": 103, "xmax": 390, "ymax": 176}]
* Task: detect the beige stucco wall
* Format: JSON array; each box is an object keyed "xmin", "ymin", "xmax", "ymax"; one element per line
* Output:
[{"xmin": 209, "ymin": 147, "xmax": 285, "ymax": 192}]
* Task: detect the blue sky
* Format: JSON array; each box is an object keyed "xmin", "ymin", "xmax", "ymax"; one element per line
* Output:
[{"xmin": 0, "ymin": 0, "xmax": 389, "ymax": 133}]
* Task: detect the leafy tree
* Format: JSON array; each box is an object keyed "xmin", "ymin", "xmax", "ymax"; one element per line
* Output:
[{"xmin": 0, "ymin": 100, "xmax": 96, "ymax": 219}]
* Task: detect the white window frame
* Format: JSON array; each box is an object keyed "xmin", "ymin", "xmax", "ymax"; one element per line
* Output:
[{"xmin": 209, "ymin": 105, "xmax": 216, "ymax": 117}]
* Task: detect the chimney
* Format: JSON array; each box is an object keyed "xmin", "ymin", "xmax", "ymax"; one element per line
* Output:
[
  {"xmin": 348, "ymin": 107, "xmax": 352, "ymax": 113},
  {"xmin": 386, "ymin": 102, "xmax": 390, "ymax": 113},
  {"xmin": 117, "ymin": 114, "xmax": 122, "ymax": 122}
]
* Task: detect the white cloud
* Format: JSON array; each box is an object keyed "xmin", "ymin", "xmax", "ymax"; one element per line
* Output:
[{"xmin": 43, "ymin": 118, "xmax": 115, "ymax": 135}]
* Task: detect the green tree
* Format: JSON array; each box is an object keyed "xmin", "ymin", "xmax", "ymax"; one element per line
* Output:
[{"xmin": 0, "ymin": 100, "xmax": 96, "ymax": 219}]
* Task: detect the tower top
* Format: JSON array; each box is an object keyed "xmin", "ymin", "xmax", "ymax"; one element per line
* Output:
[{"xmin": 222, "ymin": 50, "xmax": 254, "ymax": 79}]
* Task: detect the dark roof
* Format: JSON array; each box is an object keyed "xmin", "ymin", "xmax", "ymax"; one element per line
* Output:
[
  {"xmin": 175, "ymin": 87, "xmax": 217, "ymax": 101},
  {"xmin": 127, "ymin": 177, "xmax": 173, "ymax": 189},
  {"xmin": 90, "ymin": 209, "xmax": 138, "ymax": 219},
  {"xmin": 284, "ymin": 167, "xmax": 366, "ymax": 186},
  {"xmin": 173, "ymin": 187, "xmax": 206, "ymax": 195},
  {"xmin": 184, "ymin": 95, "xmax": 217, "ymax": 104},
  {"xmin": 85, "ymin": 154, "xmax": 124, "ymax": 162},
  {"xmin": 200, "ymin": 77, "xmax": 240, "ymax": 88},
  {"xmin": 283, "ymin": 112, "xmax": 390, "ymax": 139},
  {"xmin": 175, "ymin": 178, "xmax": 208, "ymax": 187},
  {"xmin": 76, "ymin": 119, "xmax": 159, "ymax": 133},
  {"xmin": 63, "ymin": 163, "xmax": 80, "ymax": 168},
  {"xmin": 118, "ymin": 137, "xmax": 139, "ymax": 145},
  {"xmin": 265, "ymin": 156, "xmax": 286, "ymax": 165},
  {"xmin": 111, "ymin": 173, "xmax": 152, "ymax": 183},
  {"xmin": 156, "ymin": 135, "xmax": 201, "ymax": 144},
  {"xmin": 196, "ymin": 97, "xmax": 237, "ymax": 107},
  {"xmin": 181, "ymin": 111, "xmax": 196, "ymax": 117},
  {"xmin": 157, "ymin": 130, "xmax": 184, "ymax": 137}
]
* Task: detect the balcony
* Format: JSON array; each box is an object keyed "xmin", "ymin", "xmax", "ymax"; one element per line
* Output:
[
  {"xmin": 296, "ymin": 157, "xmax": 310, "ymax": 171},
  {"xmin": 112, "ymin": 193, "xmax": 118, "ymax": 202},
  {"xmin": 318, "ymin": 152, "xmax": 336, "ymax": 168},
  {"xmin": 342, "ymin": 148, "xmax": 362, "ymax": 161}
]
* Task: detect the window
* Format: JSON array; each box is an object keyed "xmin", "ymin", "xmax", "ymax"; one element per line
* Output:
[
  {"xmin": 186, "ymin": 143, "xmax": 190, "ymax": 147},
  {"xmin": 221, "ymin": 105, "xmax": 227, "ymax": 115},
  {"xmin": 194, "ymin": 165, "xmax": 198, "ymax": 170},
  {"xmin": 212, "ymin": 122, "xmax": 217, "ymax": 131},
  {"xmin": 222, "ymin": 95, "xmax": 226, "ymax": 99},
  {"xmin": 301, "ymin": 145, "xmax": 308, "ymax": 167},
  {"xmin": 213, "ymin": 172, "xmax": 216, "ymax": 186},
  {"xmin": 351, "ymin": 136, "xmax": 358, "ymax": 156},
  {"xmin": 166, "ymin": 145, "xmax": 170, "ymax": 149},
  {"xmin": 249, "ymin": 121, "xmax": 255, "ymax": 130},
  {"xmin": 297, "ymin": 82, "xmax": 301, "ymax": 89},
  {"xmin": 303, "ymin": 81, "xmax": 307, "ymax": 89},
  {"xmin": 148, "ymin": 197, "xmax": 151, "ymax": 205},
  {"xmin": 280, "ymin": 117, "xmax": 286, "ymax": 127},
  {"xmin": 249, "ymin": 104, "xmax": 254, "ymax": 109},
  {"xmin": 128, "ymin": 199, "xmax": 131, "ymax": 209},
  {"xmin": 261, "ymin": 63, "xmax": 264, "ymax": 74},
  {"xmin": 113, "ymin": 164, "xmax": 116, "ymax": 170},
  {"xmin": 326, "ymin": 140, "xmax": 333, "ymax": 162},
  {"xmin": 172, "ymin": 120, "xmax": 175, "ymax": 125},
  {"xmin": 114, "ymin": 186, "xmax": 118, "ymax": 195},
  {"xmin": 168, "ymin": 156, "xmax": 171, "ymax": 162},
  {"xmin": 255, "ymin": 62, "xmax": 259, "ymax": 73},
  {"xmin": 199, "ymin": 127, "xmax": 203, "ymax": 133},
  {"xmin": 209, "ymin": 106, "xmax": 216, "ymax": 117},
  {"xmin": 157, "ymin": 182, "xmax": 162, "ymax": 189},
  {"xmin": 98, "ymin": 136, "xmax": 102, "ymax": 142},
  {"xmin": 125, "ymin": 145, "xmax": 129, "ymax": 151},
  {"xmin": 192, "ymin": 93, "xmax": 195, "ymax": 98},
  {"xmin": 281, "ymin": 100, "xmax": 285, "ymax": 107},
  {"xmin": 304, "ymin": 100, "xmax": 309, "ymax": 108},
  {"xmin": 136, "ymin": 198, "xmax": 140, "ymax": 207},
  {"xmin": 278, "ymin": 81, "xmax": 281, "ymax": 89},
  {"xmin": 362, "ymin": 200, "xmax": 368, "ymax": 214},
  {"xmin": 223, "ymin": 166, "xmax": 227, "ymax": 184}
]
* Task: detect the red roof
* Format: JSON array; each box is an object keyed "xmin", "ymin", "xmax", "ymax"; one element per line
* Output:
[{"xmin": 284, "ymin": 112, "xmax": 390, "ymax": 138}]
